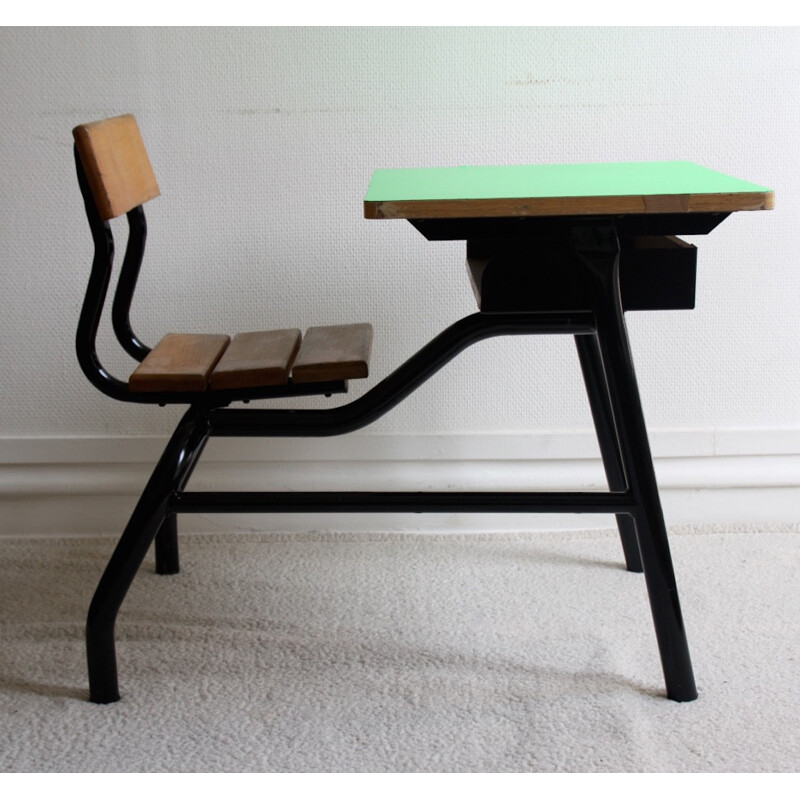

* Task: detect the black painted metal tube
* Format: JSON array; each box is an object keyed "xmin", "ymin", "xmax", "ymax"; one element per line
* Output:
[
  {"xmin": 154, "ymin": 514, "xmax": 179, "ymax": 575},
  {"xmin": 112, "ymin": 206, "xmax": 152, "ymax": 362},
  {"xmin": 574, "ymin": 334, "xmax": 643, "ymax": 573},
  {"xmin": 577, "ymin": 229, "xmax": 697, "ymax": 702},
  {"xmin": 209, "ymin": 311, "xmax": 597, "ymax": 438},
  {"xmin": 86, "ymin": 405, "xmax": 211, "ymax": 703},
  {"xmin": 74, "ymin": 146, "xmax": 132, "ymax": 402},
  {"xmin": 594, "ymin": 310, "xmax": 697, "ymax": 701},
  {"xmin": 172, "ymin": 490, "xmax": 635, "ymax": 515}
]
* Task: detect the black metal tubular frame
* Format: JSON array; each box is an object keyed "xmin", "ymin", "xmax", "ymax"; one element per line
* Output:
[
  {"xmin": 76, "ymin": 139, "xmax": 696, "ymax": 703},
  {"xmin": 82, "ymin": 273, "xmax": 696, "ymax": 704}
]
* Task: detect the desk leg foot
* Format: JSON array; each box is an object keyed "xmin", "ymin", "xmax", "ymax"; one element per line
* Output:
[
  {"xmin": 631, "ymin": 509, "xmax": 698, "ymax": 702},
  {"xmin": 155, "ymin": 515, "xmax": 179, "ymax": 575}
]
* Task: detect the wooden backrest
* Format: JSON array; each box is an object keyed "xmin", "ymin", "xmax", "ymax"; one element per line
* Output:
[{"xmin": 73, "ymin": 114, "xmax": 160, "ymax": 220}]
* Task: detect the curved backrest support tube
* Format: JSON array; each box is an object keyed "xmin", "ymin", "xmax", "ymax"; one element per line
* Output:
[
  {"xmin": 74, "ymin": 145, "xmax": 132, "ymax": 401},
  {"xmin": 112, "ymin": 206, "xmax": 152, "ymax": 362}
]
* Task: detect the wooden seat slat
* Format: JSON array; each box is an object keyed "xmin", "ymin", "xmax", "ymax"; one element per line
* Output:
[
  {"xmin": 209, "ymin": 329, "xmax": 302, "ymax": 391},
  {"xmin": 129, "ymin": 333, "xmax": 230, "ymax": 393},
  {"xmin": 291, "ymin": 323, "xmax": 373, "ymax": 384}
]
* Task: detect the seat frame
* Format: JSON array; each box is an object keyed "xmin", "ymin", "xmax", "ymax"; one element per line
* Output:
[{"xmin": 74, "ymin": 131, "xmax": 698, "ymax": 706}]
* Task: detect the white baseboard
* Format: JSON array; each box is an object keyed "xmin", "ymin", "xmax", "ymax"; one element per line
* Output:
[{"xmin": 2, "ymin": 430, "xmax": 799, "ymax": 537}]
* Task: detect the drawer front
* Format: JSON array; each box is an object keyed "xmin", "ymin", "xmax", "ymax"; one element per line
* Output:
[{"xmin": 467, "ymin": 235, "xmax": 697, "ymax": 312}]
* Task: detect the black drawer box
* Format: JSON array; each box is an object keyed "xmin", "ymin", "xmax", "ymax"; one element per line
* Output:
[{"xmin": 466, "ymin": 235, "xmax": 696, "ymax": 312}]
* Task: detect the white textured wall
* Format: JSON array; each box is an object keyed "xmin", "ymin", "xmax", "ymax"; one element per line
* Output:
[{"xmin": 1, "ymin": 27, "xmax": 799, "ymax": 441}]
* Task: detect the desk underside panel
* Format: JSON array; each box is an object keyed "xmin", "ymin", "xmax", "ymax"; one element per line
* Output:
[{"xmin": 408, "ymin": 212, "xmax": 730, "ymax": 240}]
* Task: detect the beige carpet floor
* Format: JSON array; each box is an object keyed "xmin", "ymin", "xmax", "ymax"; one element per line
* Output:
[{"xmin": 1, "ymin": 527, "xmax": 798, "ymax": 772}]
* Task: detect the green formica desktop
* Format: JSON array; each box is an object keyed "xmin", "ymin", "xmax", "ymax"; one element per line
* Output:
[
  {"xmin": 364, "ymin": 160, "xmax": 772, "ymax": 218},
  {"xmin": 364, "ymin": 161, "xmax": 773, "ymax": 702}
]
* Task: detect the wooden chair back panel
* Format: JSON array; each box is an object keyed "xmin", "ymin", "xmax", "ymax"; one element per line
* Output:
[{"xmin": 73, "ymin": 114, "xmax": 160, "ymax": 220}]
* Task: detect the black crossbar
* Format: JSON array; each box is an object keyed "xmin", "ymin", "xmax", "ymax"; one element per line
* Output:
[{"xmin": 172, "ymin": 490, "xmax": 635, "ymax": 515}]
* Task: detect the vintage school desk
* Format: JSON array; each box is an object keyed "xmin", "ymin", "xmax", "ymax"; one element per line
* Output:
[{"xmin": 74, "ymin": 117, "xmax": 770, "ymax": 704}]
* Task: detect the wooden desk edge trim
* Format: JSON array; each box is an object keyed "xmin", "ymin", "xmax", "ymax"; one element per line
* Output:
[{"xmin": 364, "ymin": 191, "xmax": 774, "ymax": 220}]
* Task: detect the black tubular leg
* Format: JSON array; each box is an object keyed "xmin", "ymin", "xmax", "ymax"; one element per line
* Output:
[
  {"xmin": 582, "ymin": 233, "xmax": 696, "ymax": 701},
  {"xmin": 154, "ymin": 515, "xmax": 179, "ymax": 575},
  {"xmin": 595, "ymin": 317, "xmax": 696, "ymax": 700},
  {"xmin": 86, "ymin": 406, "xmax": 210, "ymax": 703},
  {"xmin": 574, "ymin": 334, "xmax": 643, "ymax": 573}
]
